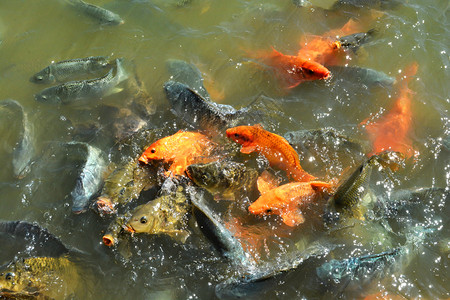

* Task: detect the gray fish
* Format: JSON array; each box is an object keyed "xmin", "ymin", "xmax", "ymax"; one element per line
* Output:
[
  {"xmin": 0, "ymin": 221, "xmax": 69, "ymax": 258},
  {"xmin": 68, "ymin": 142, "xmax": 106, "ymax": 214},
  {"xmin": 0, "ymin": 99, "xmax": 33, "ymax": 179},
  {"xmin": 164, "ymin": 81, "xmax": 238, "ymax": 135},
  {"xmin": 187, "ymin": 186, "xmax": 250, "ymax": 267},
  {"xmin": 331, "ymin": 0, "xmax": 402, "ymax": 10},
  {"xmin": 338, "ymin": 29, "xmax": 376, "ymax": 51},
  {"xmin": 68, "ymin": 0, "xmax": 124, "ymax": 25},
  {"xmin": 165, "ymin": 59, "xmax": 209, "ymax": 99},
  {"xmin": 30, "ymin": 56, "xmax": 111, "ymax": 84},
  {"xmin": 326, "ymin": 151, "xmax": 404, "ymax": 220},
  {"xmin": 327, "ymin": 65, "xmax": 395, "ymax": 87},
  {"xmin": 35, "ymin": 58, "xmax": 128, "ymax": 104}
]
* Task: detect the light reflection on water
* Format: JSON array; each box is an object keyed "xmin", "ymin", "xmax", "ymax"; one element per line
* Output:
[{"xmin": 0, "ymin": 0, "xmax": 449, "ymax": 299}]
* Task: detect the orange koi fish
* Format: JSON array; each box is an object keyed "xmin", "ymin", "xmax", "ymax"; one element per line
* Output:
[
  {"xmin": 361, "ymin": 62, "xmax": 418, "ymax": 158},
  {"xmin": 260, "ymin": 47, "xmax": 331, "ymax": 89},
  {"xmin": 248, "ymin": 181, "xmax": 332, "ymax": 227},
  {"xmin": 226, "ymin": 124, "xmax": 316, "ymax": 182},
  {"xmin": 139, "ymin": 131, "xmax": 217, "ymax": 177}
]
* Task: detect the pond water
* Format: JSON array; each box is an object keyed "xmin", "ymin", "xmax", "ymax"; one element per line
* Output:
[{"xmin": 0, "ymin": 0, "xmax": 448, "ymax": 299}]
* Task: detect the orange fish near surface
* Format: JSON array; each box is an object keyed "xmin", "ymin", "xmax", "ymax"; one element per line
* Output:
[
  {"xmin": 361, "ymin": 63, "xmax": 418, "ymax": 158},
  {"xmin": 139, "ymin": 131, "xmax": 217, "ymax": 177},
  {"xmin": 248, "ymin": 181, "xmax": 332, "ymax": 227},
  {"xmin": 297, "ymin": 19, "xmax": 365, "ymax": 66},
  {"xmin": 260, "ymin": 48, "xmax": 331, "ymax": 89},
  {"xmin": 226, "ymin": 124, "xmax": 316, "ymax": 182}
]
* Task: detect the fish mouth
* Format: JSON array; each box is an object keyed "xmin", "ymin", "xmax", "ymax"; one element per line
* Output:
[
  {"xmin": 138, "ymin": 155, "xmax": 148, "ymax": 164},
  {"xmin": 102, "ymin": 234, "xmax": 115, "ymax": 247},
  {"xmin": 124, "ymin": 224, "xmax": 136, "ymax": 233}
]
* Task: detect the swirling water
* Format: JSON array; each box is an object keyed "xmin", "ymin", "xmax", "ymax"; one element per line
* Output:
[{"xmin": 0, "ymin": 0, "xmax": 448, "ymax": 299}]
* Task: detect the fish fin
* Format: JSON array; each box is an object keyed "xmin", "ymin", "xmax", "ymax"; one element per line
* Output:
[
  {"xmin": 104, "ymin": 87, "xmax": 124, "ymax": 97},
  {"xmin": 257, "ymin": 170, "xmax": 280, "ymax": 195},
  {"xmin": 281, "ymin": 209, "xmax": 305, "ymax": 227},
  {"xmin": 169, "ymin": 229, "xmax": 190, "ymax": 243},
  {"xmin": 213, "ymin": 192, "xmax": 235, "ymax": 201},
  {"xmin": 240, "ymin": 145, "xmax": 257, "ymax": 154},
  {"xmin": 310, "ymin": 181, "xmax": 333, "ymax": 192}
]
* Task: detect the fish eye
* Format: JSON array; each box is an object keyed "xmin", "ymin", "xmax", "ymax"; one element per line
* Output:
[
  {"xmin": 36, "ymin": 76, "xmax": 43, "ymax": 81},
  {"xmin": 42, "ymin": 95, "xmax": 47, "ymax": 100},
  {"xmin": 265, "ymin": 209, "xmax": 272, "ymax": 213},
  {"xmin": 234, "ymin": 133, "xmax": 240, "ymax": 138},
  {"xmin": 305, "ymin": 69, "xmax": 314, "ymax": 75},
  {"xmin": 150, "ymin": 149, "xmax": 156, "ymax": 154},
  {"xmin": 140, "ymin": 216, "xmax": 147, "ymax": 224},
  {"xmin": 5, "ymin": 272, "xmax": 14, "ymax": 281}
]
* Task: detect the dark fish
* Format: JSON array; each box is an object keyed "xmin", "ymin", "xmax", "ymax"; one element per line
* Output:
[
  {"xmin": 35, "ymin": 58, "xmax": 128, "ymax": 104},
  {"xmin": 124, "ymin": 187, "xmax": 191, "ymax": 243},
  {"xmin": 0, "ymin": 221, "xmax": 68, "ymax": 258},
  {"xmin": 331, "ymin": 0, "xmax": 402, "ymax": 10},
  {"xmin": 68, "ymin": 142, "xmax": 106, "ymax": 214},
  {"xmin": 327, "ymin": 65, "xmax": 395, "ymax": 87},
  {"xmin": 216, "ymin": 240, "xmax": 334, "ymax": 299},
  {"xmin": 338, "ymin": 29, "xmax": 376, "ymax": 51},
  {"xmin": 186, "ymin": 160, "xmax": 258, "ymax": 200},
  {"xmin": 187, "ymin": 186, "xmax": 249, "ymax": 267},
  {"xmin": 165, "ymin": 59, "xmax": 209, "ymax": 99},
  {"xmin": 316, "ymin": 226, "xmax": 431, "ymax": 295},
  {"xmin": 164, "ymin": 81, "xmax": 238, "ymax": 135},
  {"xmin": 68, "ymin": 0, "xmax": 124, "ymax": 25},
  {"xmin": 0, "ymin": 99, "xmax": 33, "ymax": 179},
  {"xmin": 30, "ymin": 56, "xmax": 111, "ymax": 84},
  {"xmin": 326, "ymin": 151, "xmax": 404, "ymax": 220}
]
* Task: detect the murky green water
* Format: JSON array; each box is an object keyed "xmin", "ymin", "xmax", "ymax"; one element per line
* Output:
[{"xmin": 0, "ymin": 0, "xmax": 449, "ymax": 299}]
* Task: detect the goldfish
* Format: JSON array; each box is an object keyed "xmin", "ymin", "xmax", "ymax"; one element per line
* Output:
[
  {"xmin": 361, "ymin": 63, "xmax": 418, "ymax": 158},
  {"xmin": 259, "ymin": 47, "xmax": 331, "ymax": 89},
  {"xmin": 226, "ymin": 124, "xmax": 316, "ymax": 182},
  {"xmin": 248, "ymin": 181, "xmax": 332, "ymax": 226},
  {"xmin": 139, "ymin": 130, "xmax": 217, "ymax": 177}
]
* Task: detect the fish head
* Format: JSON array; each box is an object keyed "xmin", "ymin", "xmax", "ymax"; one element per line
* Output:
[
  {"xmin": 0, "ymin": 262, "xmax": 35, "ymax": 296},
  {"xmin": 294, "ymin": 60, "xmax": 331, "ymax": 82},
  {"xmin": 139, "ymin": 139, "xmax": 170, "ymax": 163},
  {"xmin": 186, "ymin": 162, "xmax": 219, "ymax": 188},
  {"xmin": 34, "ymin": 87, "xmax": 61, "ymax": 104},
  {"xmin": 30, "ymin": 67, "xmax": 54, "ymax": 84},
  {"xmin": 125, "ymin": 202, "xmax": 161, "ymax": 234},
  {"xmin": 248, "ymin": 195, "xmax": 285, "ymax": 216},
  {"xmin": 226, "ymin": 126, "xmax": 255, "ymax": 147}
]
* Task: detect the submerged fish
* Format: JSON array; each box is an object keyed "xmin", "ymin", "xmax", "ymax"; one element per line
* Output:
[
  {"xmin": 361, "ymin": 62, "xmax": 418, "ymax": 158},
  {"xmin": 331, "ymin": 0, "xmax": 402, "ymax": 11},
  {"xmin": 165, "ymin": 59, "xmax": 209, "ymax": 99},
  {"xmin": 30, "ymin": 56, "xmax": 111, "ymax": 84},
  {"xmin": 164, "ymin": 81, "xmax": 237, "ymax": 135},
  {"xmin": 188, "ymin": 186, "xmax": 250, "ymax": 267},
  {"xmin": 257, "ymin": 47, "xmax": 331, "ymax": 89},
  {"xmin": 327, "ymin": 65, "xmax": 395, "ymax": 87},
  {"xmin": 68, "ymin": 142, "xmax": 106, "ymax": 214},
  {"xmin": 124, "ymin": 187, "xmax": 191, "ymax": 243},
  {"xmin": 68, "ymin": 0, "xmax": 124, "ymax": 25},
  {"xmin": 35, "ymin": 58, "xmax": 128, "ymax": 104},
  {"xmin": 95, "ymin": 158, "xmax": 157, "ymax": 216},
  {"xmin": 248, "ymin": 181, "xmax": 332, "ymax": 226},
  {"xmin": 337, "ymin": 29, "xmax": 376, "ymax": 51},
  {"xmin": 0, "ymin": 256, "xmax": 84, "ymax": 299},
  {"xmin": 186, "ymin": 160, "xmax": 259, "ymax": 200},
  {"xmin": 139, "ymin": 130, "xmax": 217, "ymax": 177},
  {"xmin": 0, "ymin": 99, "xmax": 33, "ymax": 179},
  {"xmin": 326, "ymin": 151, "xmax": 404, "ymax": 220},
  {"xmin": 0, "ymin": 221, "xmax": 69, "ymax": 259},
  {"xmin": 226, "ymin": 124, "xmax": 316, "ymax": 182}
]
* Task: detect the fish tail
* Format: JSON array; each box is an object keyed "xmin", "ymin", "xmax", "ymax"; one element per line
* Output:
[
  {"xmin": 397, "ymin": 62, "xmax": 418, "ymax": 86},
  {"xmin": 115, "ymin": 58, "xmax": 129, "ymax": 83},
  {"xmin": 309, "ymin": 181, "xmax": 333, "ymax": 192}
]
